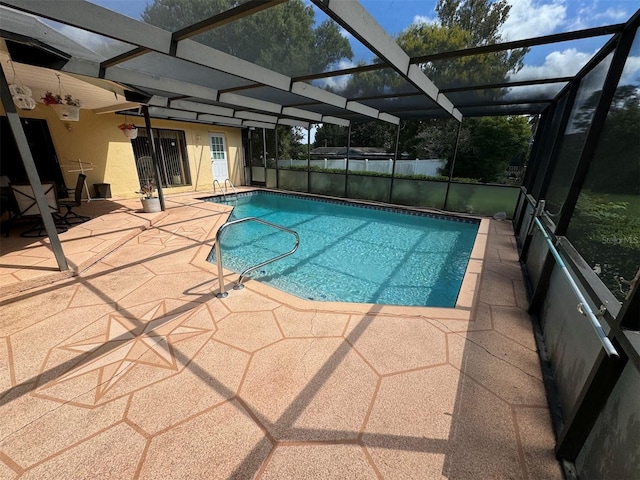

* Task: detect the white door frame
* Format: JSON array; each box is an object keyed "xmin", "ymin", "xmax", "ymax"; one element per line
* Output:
[{"xmin": 209, "ymin": 132, "xmax": 229, "ymax": 184}]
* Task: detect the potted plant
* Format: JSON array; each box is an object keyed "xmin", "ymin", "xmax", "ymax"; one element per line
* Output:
[
  {"xmin": 41, "ymin": 91, "xmax": 82, "ymax": 121},
  {"xmin": 137, "ymin": 184, "xmax": 161, "ymax": 213},
  {"xmin": 118, "ymin": 122, "xmax": 138, "ymax": 139}
]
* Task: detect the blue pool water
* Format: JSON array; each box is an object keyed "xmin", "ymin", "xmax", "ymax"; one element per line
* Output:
[{"xmin": 206, "ymin": 192, "xmax": 478, "ymax": 307}]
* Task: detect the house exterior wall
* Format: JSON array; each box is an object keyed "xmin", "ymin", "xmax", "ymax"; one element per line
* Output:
[{"xmin": 1, "ymin": 103, "xmax": 244, "ymax": 199}]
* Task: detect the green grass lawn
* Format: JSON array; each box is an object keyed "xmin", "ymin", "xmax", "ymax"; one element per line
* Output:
[{"xmin": 591, "ymin": 192, "xmax": 640, "ymax": 216}]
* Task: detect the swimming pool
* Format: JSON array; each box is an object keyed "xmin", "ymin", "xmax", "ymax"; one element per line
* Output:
[{"xmin": 206, "ymin": 191, "xmax": 479, "ymax": 307}]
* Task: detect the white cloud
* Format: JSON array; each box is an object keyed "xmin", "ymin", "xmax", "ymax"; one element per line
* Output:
[
  {"xmin": 511, "ymin": 48, "xmax": 594, "ymax": 80},
  {"xmin": 412, "ymin": 15, "xmax": 437, "ymax": 25},
  {"xmin": 570, "ymin": 2, "xmax": 630, "ymax": 30},
  {"xmin": 501, "ymin": 0, "xmax": 567, "ymax": 41},
  {"xmin": 506, "ymin": 48, "xmax": 594, "ymax": 98},
  {"xmin": 314, "ymin": 59, "xmax": 356, "ymax": 92},
  {"xmin": 594, "ymin": 7, "xmax": 629, "ymax": 21}
]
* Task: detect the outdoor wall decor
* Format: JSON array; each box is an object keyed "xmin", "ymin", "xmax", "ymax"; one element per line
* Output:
[{"xmin": 41, "ymin": 73, "xmax": 82, "ymax": 121}]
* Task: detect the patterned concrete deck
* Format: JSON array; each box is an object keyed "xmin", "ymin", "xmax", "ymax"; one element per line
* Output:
[{"xmin": 0, "ymin": 192, "xmax": 562, "ymax": 479}]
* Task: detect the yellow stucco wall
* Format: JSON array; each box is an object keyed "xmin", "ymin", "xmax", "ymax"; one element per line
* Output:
[{"xmin": 1, "ymin": 103, "xmax": 244, "ymax": 199}]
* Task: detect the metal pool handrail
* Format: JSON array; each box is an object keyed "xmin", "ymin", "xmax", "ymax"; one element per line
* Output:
[
  {"xmin": 224, "ymin": 178, "xmax": 237, "ymax": 202},
  {"xmin": 532, "ymin": 216, "xmax": 619, "ymax": 358},
  {"xmin": 212, "ymin": 179, "xmax": 225, "ymax": 201},
  {"xmin": 213, "ymin": 178, "xmax": 238, "ymax": 205},
  {"xmin": 214, "ymin": 216, "xmax": 300, "ymax": 298}
]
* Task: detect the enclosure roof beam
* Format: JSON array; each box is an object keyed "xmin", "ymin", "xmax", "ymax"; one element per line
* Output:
[
  {"xmin": 411, "ymin": 24, "xmax": 625, "ymax": 64},
  {"xmin": 293, "ymin": 63, "xmax": 381, "ymax": 82},
  {"xmin": 169, "ymin": 100, "xmax": 234, "ymax": 117},
  {"xmin": 151, "ymin": 97, "xmax": 325, "ymax": 129},
  {"xmin": 454, "ymin": 98, "xmax": 552, "ymax": 108},
  {"xmin": 277, "ymin": 118, "xmax": 310, "ymax": 129},
  {"xmin": 378, "ymin": 112, "xmax": 400, "ymax": 125},
  {"xmin": 171, "ymin": 0, "xmax": 286, "ymax": 42},
  {"xmin": 235, "ymin": 111, "xmax": 279, "ymax": 124},
  {"xmin": 321, "ymin": 116, "xmax": 349, "ymax": 127},
  {"xmin": 282, "ymin": 107, "xmax": 322, "ymax": 122},
  {"xmin": 291, "ymin": 24, "xmax": 623, "ymax": 83},
  {"xmin": 197, "ymin": 114, "xmax": 243, "ymax": 126},
  {"xmin": 101, "ymin": 47, "xmax": 150, "ymax": 70},
  {"xmin": 176, "ymin": 39, "xmax": 291, "ymax": 91},
  {"xmin": 104, "ymin": 67, "xmax": 219, "ymax": 100},
  {"xmin": 243, "ymin": 120, "xmax": 276, "ymax": 129},
  {"xmin": 0, "ymin": 1, "xmax": 363, "ymax": 125},
  {"xmin": 0, "ymin": 0, "xmax": 173, "ymax": 53},
  {"xmin": 92, "ymin": 102, "xmax": 140, "ymax": 114},
  {"xmin": 311, "ymin": 0, "xmax": 461, "ymax": 121},
  {"xmin": 440, "ymin": 77, "xmax": 573, "ymax": 94},
  {"xmin": 148, "ymin": 107, "xmax": 197, "ymax": 120},
  {"xmin": 177, "ymin": 39, "xmax": 381, "ymax": 120},
  {"xmin": 217, "ymin": 91, "xmax": 281, "ymax": 114},
  {"xmin": 171, "ymin": 98, "xmax": 345, "ymax": 127},
  {"xmin": 307, "ymin": 76, "xmax": 573, "ymax": 107}
]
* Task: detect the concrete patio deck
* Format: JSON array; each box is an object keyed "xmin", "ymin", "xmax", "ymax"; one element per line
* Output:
[{"xmin": 0, "ymin": 191, "xmax": 562, "ymax": 479}]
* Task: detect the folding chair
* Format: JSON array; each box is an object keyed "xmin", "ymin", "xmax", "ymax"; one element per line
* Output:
[
  {"xmin": 10, "ymin": 183, "xmax": 67, "ymax": 237},
  {"xmin": 59, "ymin": 173, "xmax": 90, "ymax": 224}
]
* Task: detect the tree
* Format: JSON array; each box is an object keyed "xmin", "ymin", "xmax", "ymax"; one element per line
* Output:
[
  {"xmin": 398, "ymin": 118, "xmax": 459, "ymax": 159},
  {"xmin": 336, "ymin": 0, "xmax": 527, "ymax": 98},
  {"xmin": 434, "ymin": 0, "xmax": 527, "ymax": 79},
  {"xmin": 326, "ymin": 0, "xmax": 531, "ymax": 182},
  {"xmin": 438, "ymin": 0, "xmax": 511, "ymax": 46},
  {"xmin": 143, "ymin": 0, "xmax": 354, "ymax": 162},
  {"xmin": 314, "ymin": 124, "xmax": 348, "ymax": 148},
  {"xmin": 142, "ymin": 0, "xmax": 352, "ymax": 77},
  {"xmin": 443, "ymin": 116, "xmax": 532, "ymax": 182},
  {"xmin": 313, "ymin": 122, "xmax": 397, "ymax": 151},
  {"xmin": 585, "ymin": 85, "xmax": 640, "ymax": 194},
  {"xmin": 277, "ymin": 126, "xmax": 306, "ymax": 160}
]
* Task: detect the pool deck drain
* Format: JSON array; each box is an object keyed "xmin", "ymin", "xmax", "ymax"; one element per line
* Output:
[{"xmin": 0, "ymin": 191, "xmax": 562, "ymax": 479}]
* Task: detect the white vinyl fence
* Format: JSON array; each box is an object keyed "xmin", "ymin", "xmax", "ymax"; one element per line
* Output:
[{"xmin": 277, "ymin": 158, "xmax": 445, "ymax": 176}]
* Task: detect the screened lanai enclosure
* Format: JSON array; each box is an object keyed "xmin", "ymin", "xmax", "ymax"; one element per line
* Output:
[{"xmin": 1, "ymin": 1, "xmax": 639, "ymax": 478}]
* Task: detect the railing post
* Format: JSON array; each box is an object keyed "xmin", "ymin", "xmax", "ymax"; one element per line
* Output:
[
  {"xmin": 215, "ymin": 227, "xmax": 228, "ymax": 298},
  {"xmin": 444, "ymin": 121, "xmax": 462, "ymax": 210}
]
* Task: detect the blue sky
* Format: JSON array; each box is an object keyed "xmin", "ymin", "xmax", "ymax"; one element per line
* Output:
[{"xmin": 89, "ymin": 0, "xmax": 637, "ymax": 76}]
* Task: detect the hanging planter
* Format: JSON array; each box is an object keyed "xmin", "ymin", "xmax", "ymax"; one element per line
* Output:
[
  {"xmin": 123, "ymin": 127, "xmax": 138, "ymax": 139},
  {"xmin": 9, "ymin": 84, "xmax": 32, "ymax": 97},
  {"xmin": 40, "ymin": 74, "xmax": 82, "ymax": 121},
  {"xmin": 51, "ymin": 104, "xmax": 80, "ymax": 121},
  {"xmin": 118, "ymin": 114, "xmax": 139, "ymax": 139},
  {"xmin": 7, "ymin": 61, "xmax": 36, "ymax": 111},
  {"xmin": 118, "ymin": 123, "xmax": 138, "ymax": 139},
  {"xmin": 11, "ymin": 93, "xmax": 36, "ymax": 111}
]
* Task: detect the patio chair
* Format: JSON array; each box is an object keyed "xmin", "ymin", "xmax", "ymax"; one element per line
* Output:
[
  {"xmin": 10, "ymin": 182, "xmax": 67, "ymax": 237},
  {"xmin": 58, "ymin": 173, "xmax": 90, "ymax": 224}
]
